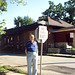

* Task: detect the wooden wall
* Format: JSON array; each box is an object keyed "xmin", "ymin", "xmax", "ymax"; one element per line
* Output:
[
  {"xmin": 54, "ymin": 31, "xmax": 74, "ymax": 48},
  {"xmin": 0, "ymin": 25, "xmax": 55, "ymax": 54},
  {"xmin": 54, "ymin": 31, "xmax": 74, "ymax": 42}
]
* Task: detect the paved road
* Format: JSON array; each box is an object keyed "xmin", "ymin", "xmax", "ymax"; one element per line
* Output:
[{"xmin": 0, "ymin": 54, "xmax": 75, "ymax": 75}]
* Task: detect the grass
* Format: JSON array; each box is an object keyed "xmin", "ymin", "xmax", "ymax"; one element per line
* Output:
[
  {"xmin": 2, "ymin": 65, "xmax": 28, "ymax": 74},
  {"xmin": 3, "ymin": 65, "xmax": 39, "ymax": 75},
  {"xmin": 0, "ymin": 64, "xmax": 39, "ymax": 75},
  {"xmin": 0, "ymin": 65, "xmax": 8, "ymax": 75},
  {"xmin": 0, "ymin": 65, "xmax": 28, "ymax": 75},
  {"xmin": 66, "ymin": 48, "xmax": 75, "ymax": 50},
  {"xmin": 71, "ymin": 48, "xmax": 75, "ymax": 50}
]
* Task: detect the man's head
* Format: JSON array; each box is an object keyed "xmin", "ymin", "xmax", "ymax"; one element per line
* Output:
[{"xmin": 29, "ymin": 34, "xmax": 34, "ymax": 42}]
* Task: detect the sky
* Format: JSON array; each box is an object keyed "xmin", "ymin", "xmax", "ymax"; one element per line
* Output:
[{"xmin": 0, "ymin": 0, "xmax": 69, "ymax": 29}]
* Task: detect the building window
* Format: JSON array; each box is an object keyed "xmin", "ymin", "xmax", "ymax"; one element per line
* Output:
[
  {"xmin": 11, "ymin": 37, "xmax": 13, "ymax": 41},
  {"xmin": 17, "ymin": 45, "xmax": 19, "ymax": 49},
  {"xmin": 4, "ymin": 38, "xmax": 6, "ymax": 44},
  {"xmin": 21, "ymin": 35, "xmax": 23, "ymax": 42},
  {"xmin": 17, "ymin": 36, "xmax": 19, "ymax": 42},
  {"xmin": 0, "ymin": 41, "xmax": 1, "ymax": 46},
  {"xmin": 8, "ymin": 39, "xmax": 9, "ymax": 43}
]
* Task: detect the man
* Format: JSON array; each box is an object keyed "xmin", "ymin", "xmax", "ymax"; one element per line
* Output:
[{"xmin": 25, "ymin": 34, "xmax": 38, "ymax": 75}]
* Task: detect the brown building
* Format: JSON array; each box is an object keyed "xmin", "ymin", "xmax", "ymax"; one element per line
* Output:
[
  {"xmin": 0, "ymin": 16, "xmax": 74, "ymax": 54},
  {"xmin": 53, "ymin": 27, "xmax": 75, "ymax": 48}
]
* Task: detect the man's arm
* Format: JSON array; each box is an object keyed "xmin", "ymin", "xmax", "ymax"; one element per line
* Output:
[
  {"xmin": 25, "ymin": 49, "xmax": 27, "ymax": 55},
  {"xmin": 36, "ymin": 49, "xmax": 38, "ymax": 55},
  {"xmin": 36, "ymin": 42, "xmax": 38, "ymax": 55}
]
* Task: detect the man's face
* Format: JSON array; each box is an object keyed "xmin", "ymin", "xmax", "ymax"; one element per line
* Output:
[{"xmin": 30, "ymin": 36, "xmax": 34, "ymax": 41}]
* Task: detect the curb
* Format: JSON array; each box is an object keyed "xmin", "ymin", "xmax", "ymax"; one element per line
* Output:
[{"xmin": 47, "ymin": 54, "xmax": 75, "ymax": 58}]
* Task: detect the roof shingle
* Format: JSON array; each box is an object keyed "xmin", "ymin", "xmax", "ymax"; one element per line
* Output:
[{"xmin": 48, "ymin": 16, "xmax": 74, "ymax": 27}]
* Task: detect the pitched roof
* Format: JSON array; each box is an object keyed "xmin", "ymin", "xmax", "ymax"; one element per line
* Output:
[
  {"xmin": 52, "ymin": 26, "xmax": 75, "ymax": 33},
  {"xmin": 48, "ymin": 16, "xmax": 74, "ymax": 28},
  {"xmin": 3, "ymin": 16, "xmax": 74, "ymax": 35},
  {"xmin": 4, "ymin": 22, "xmax": 40, "ymax": 35}
]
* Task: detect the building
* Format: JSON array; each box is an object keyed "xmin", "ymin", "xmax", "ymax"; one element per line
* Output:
[
  {"xmin": 52, "ymin": 27, "xmax": 75, "ymax": 48},
  {"xmin": 0, "ymin": 16, "xmax": 74, "ymax": 54}
]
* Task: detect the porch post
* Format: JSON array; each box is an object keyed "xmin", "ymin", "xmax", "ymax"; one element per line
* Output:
[{"xmin": 73, "ymin": 33, "xmax": 75, "ymax": 47}]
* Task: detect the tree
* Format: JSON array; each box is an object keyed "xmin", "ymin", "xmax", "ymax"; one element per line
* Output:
[
  {"xmin": 0, "ymin": 0, "xmax": 7, "ymax": 13},
  {"xmin": 0, "ymin": 0, "xmax": 27, "ymax": 36},
  {"xmin": 42, "ymin": 0, "xmax": 75, "ymax": 25},
  {"xmin": 10, "ymin": 0, "xmax": 27, "ymax": 6},
  {"xmin": 42, "ymin": 1, "xmax": 65, "ymax": 19},
  {"xmin": 14, "ymin": 16, "xmax": 35, "ymax": 27},
  {"xmin": 0, "ymin": 20, "xmax": 6, "ymax": 37},
  {"xmin": 55, "ymin": 3, "xmax": 65, "ymax": 19},
  {"xmin": 64, "ymin": 0, "xmax": 75, "ymax": 25},
  {"xmin": 0, "ymin": 0, "xmax": 26, "ymax": 14},
  {"xmin": 0, "ymin": 0, "xmax": 7, "ymax": 36},
  {"xmin": 42, "ymin": 1, "xmax": 55, "ymax": 17}
]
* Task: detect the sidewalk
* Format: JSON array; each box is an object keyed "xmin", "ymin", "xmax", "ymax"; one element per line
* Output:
[{"xmin": 6, "ymin": 72, "xmax": 25, "ymax": 75}]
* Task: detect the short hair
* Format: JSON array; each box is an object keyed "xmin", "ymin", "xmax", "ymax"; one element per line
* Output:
[{"xmin": 29, "ymin": 34, "xmax": 34, "ymax": 38}]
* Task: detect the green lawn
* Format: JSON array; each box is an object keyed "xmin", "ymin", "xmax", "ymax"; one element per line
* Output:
[
  {"xmin": 0, "ymin": 65, "xmax": 27, "ymax": 75},
  {"xmin": 71, "ymin": 48, "xmax": 75, "ymax": 50},
  {"xmin": 0, "ymin": 65, "xmax": 39, "ymax": 75}
]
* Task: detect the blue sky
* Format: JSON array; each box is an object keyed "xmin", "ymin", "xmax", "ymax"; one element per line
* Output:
[{"xmin": 0, "ymin": 0, "xmax": 69, "ymax": 29}]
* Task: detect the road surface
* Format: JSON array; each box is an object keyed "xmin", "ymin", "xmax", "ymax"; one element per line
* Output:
[{"xmin": 0, "ymin": 54, "xmax": 75, "ymax": 75}]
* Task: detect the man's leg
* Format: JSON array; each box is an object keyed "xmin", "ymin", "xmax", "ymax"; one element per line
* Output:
[
  {"xmin": 27, "ymin": 53, "xmax": 32, "ymax": 75},
  {"xmin": 33, "ymin": 52, "xmax": 38, "ymax": 75}
]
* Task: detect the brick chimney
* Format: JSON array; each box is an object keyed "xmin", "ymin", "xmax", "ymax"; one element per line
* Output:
[{"xmin": 5, "ymin": 27, "xmax": 7, "ymax": 30}]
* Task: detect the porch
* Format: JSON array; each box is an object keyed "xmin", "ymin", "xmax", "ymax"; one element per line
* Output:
[{"xmin": 52, "ymin": 27, "xmax": 75, "ymax": 48}]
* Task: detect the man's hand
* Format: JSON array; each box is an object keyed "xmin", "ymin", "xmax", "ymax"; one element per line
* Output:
[
  {"xmin": 25, "ymin": 49, "xmax": 27, "ymax": 55},
  {"xmin": 36, "ymin": 49, "xmax": 38, "ymax": 55}
]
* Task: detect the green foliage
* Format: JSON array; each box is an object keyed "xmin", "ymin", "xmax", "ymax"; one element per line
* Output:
[
  {"xmin": 42, "ymin": 0, "xmax": 75, "ymax": 25},
  {"xmin": 42, "ymin": 1, "xmax": 65, "ymax": 19},
  {"xmin": 72, "ymin": 48, "xmax": 75, "ymax": 50},
  {"xmin": 0, "ymin": 0, "xmax": 7, "ymax": 14},
  {"xmin": 0, "ymin": 65, "xmax": 28, "ymax": 75},
  {"xmin": 0, "ymin": 65, "xmax": 9, "ymax": 75},
  {"xmin": 0, "ymin": 0, "xmax": 27, "ymax": 36},
  {"xmin": 64, "ymin": 0, "xmax": 75, "ymax": 25},
  {"xmin": 14, "ymin": 16, "xmax": 35, "ymax": 27},
  {"xmin": 0, "ymin": 0, "xmax": 7, "ymax": 36},
  {"xmin": 55, "ymin": 3, "xmax": 65, "ymax": 19},
  {"xmin": 42, "ymin": 1, "xmax": 55, "ymax": 17},
  {"xmin": 0, "ymin": 65, "xmax": 39, "ymax": 75},
  {"xmin": 0, "ymin": 20, "xmax": 6, "ymax": 36},
  {"xmin": 0, "ymin": 0, "xmax": 27, "ymax": 14},
  {"xmin": 10, "ymin": 0, "xmax": 27, "ymax": 6},
  {"xmin": 2, "ymin": 65, "xmax": 27, "ymax": 74}
]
